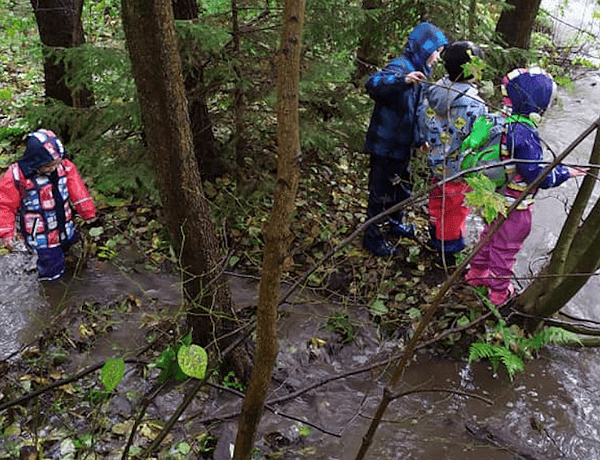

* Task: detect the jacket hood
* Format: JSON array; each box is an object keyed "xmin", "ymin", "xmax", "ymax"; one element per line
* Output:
[
  {"xmin": 404, "ymin": 22, "xmax": 448, "ymax": 76},
  {"xmin": 427, "ymin": 78, "xmax": 482, "ymax": 116},
  {"xmin": 17, "ymin": 129, "xmax": 66, "ymax": 178},
  {"xmin": 502, "ymin": 67, "xmax": 556, "ymax": 116}
]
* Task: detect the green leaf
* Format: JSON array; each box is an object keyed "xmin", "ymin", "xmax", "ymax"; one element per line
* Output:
[
  {"xmin": 456, "ymin": 315, "xmax": 470, "ymax": 327},
  {"xmin": 88, "ymin": 226, "xmax": 105, "ymax": 238},
  {"xmin": 407, "ymin": 307, "xmax": 421, "ymax": 320},
  {"xmin": 177, "ymin": 344, "xmax": 208, "ymax": 380},
  {"xmin": 177, "ymin": 441, "xmax": 191, "ymax": 454},
  {"xmin": 0, "ymin": 87, "xmax": 12, "ymax": 100},
  {"xmin": 101, "ymin": 358, "xmax": 125, "ymax": 392},
  {"xmin": 370, "ymin": 299, "xmax": 388, "ymax": 317}
]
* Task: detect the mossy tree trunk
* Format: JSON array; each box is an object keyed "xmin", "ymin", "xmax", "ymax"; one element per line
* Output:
[
  {"xmin": 121, "ymin": 0, "xmax": 251, "ymax": 380},
  {"xmin": 232, "ymin": 0, "xmax": 305, "ymax": 458}
]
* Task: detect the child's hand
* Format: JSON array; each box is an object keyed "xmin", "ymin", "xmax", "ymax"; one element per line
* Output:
[
  {"xmin": 405, "ymin": 71, "xmax": 426, "ymax": 85},
  {"xmin": 568, "ymin": 167, "xmax": 588, "ymax": 178}
]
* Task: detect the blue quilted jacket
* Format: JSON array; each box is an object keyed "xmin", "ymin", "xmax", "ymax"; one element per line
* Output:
[{"xmin": 364, "ymin": 23, "xmax": 448, "ymax": 159}]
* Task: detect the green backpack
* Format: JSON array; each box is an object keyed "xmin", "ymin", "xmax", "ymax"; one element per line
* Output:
[{"xmin": 460, "ymin": 114, "xmax": 535, "ymax": 188}]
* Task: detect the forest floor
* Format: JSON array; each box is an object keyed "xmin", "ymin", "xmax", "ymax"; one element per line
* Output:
[{"xmin": 0, "ymin": 147, "xmax": 493, "ymax": 459}]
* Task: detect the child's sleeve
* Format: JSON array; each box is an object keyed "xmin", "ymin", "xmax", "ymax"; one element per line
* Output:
[
  {"xmin": 514, "ymin": 127, "xmax": 570, "ymax": 189},
  {"xmin": 0, "ymin": 165, "xmax": 22, "ymax": 243},
  {"xmin": 62, "ymin": 159, "xmax": 96, "ymax": 221},
  {"xmin": 365, "ymin": 61, "xmax": 409, "ymax": 99}
]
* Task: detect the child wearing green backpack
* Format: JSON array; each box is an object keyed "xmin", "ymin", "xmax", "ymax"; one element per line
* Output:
[
  {"xmin": 465, "ymin": 68, "xmax": 586, "ymax": 306},
  {"xmin": 416, "ymin": 41, "xmax": 487, "ymax": 268}
]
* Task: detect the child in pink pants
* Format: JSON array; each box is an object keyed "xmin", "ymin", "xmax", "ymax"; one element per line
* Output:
[{"xmin": 465, "ymin": 68, "xmax": 585, "ymax": 305}]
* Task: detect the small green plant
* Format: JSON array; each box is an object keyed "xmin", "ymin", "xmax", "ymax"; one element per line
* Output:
[
  {"xmin": 151, "ymin": 332, "xmax": 193, "ymax": 383},
  {"xmin": 469, "ymin": 320, "xmax": 581, "ymax": 380},
  {"xmin": 222, "ymin": 371, "xmax": 245, "ymax": 392},
  {"xmin": 324, "ymin": 311, "xmax": 355, "ymax": 343}
]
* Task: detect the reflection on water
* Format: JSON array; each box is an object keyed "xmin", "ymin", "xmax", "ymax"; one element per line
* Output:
[{"xmin": 0, "ymin": 245, "xmax": 44, "ymax": 360}]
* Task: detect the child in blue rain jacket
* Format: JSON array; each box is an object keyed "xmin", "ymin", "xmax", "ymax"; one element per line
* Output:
[{"xmin": 363, "ymin": 22, "xmax": 448, "ymax": 256}]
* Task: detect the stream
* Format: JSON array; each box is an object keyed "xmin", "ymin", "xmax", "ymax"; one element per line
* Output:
[{"xmin": 2, "ymin": 27, "xmax": 600, "ymax": 460}]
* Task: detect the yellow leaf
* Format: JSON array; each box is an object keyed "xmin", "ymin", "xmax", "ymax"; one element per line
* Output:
[
  {"xmin": 78, "ymin": 323, "xmax": 94, "ymax": 339},
  {"xmin": 59, "ymin": 383, "xmax": 75, "ymax": 395},
  {"xmin": 112, "ymin": 420, "xmax": 135, "ymax": 436}
]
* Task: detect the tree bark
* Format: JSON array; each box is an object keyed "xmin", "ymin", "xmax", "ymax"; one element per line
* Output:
[
  {"xmin": 30, "ymin": 0, "xmax": 94, "ymax": 110},
  {"xmin": 495, "ymin": 0, "xmax": 541, "ymax": 49},
  {"xmin": 172, "ymin": 0, "xmax": 223, "ymax": 180},
  {"xmin": 172, "ymin": 0, "xmax": 198, "ymax": 18},
  {"xmin": 232, "ymin": 0, "xmax": 305, "ymax": 458},
  {"xmin": 120, "ymin": 0, "xmax": 251, "ymax": 380},
  {"xmin": 353, "ymin": 0, "xmax": 383, "ymax": 84}
]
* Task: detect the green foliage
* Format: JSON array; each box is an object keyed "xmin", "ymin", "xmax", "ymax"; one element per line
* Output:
[
  {"xmin": 465, "ymin": 174, "xmax": 507, "ymax": 224},
  {"xmin": 469, "ymin": 319, "xmax": 582, "ymax": 380},
  {"xmin": 222, "ymin": 370, "xmax": 246, "ymax": 392},
  {"xmin": 177, "ymin": 344, "xmax": 208, "ymax": 380},
  {"xmin": 100, "ymin": 357, "xmax": 125, "ymax": 392},
  {"xmin": 324, "ymin": 311, "xmax": 355, "ymax": 343},
  {"xmin": 469, "ymin": 341, "xmax": 524, "ymax": 380},
  {"xmin": 151, "ymin": 332, "xmax": 194, "ymax": 383}
]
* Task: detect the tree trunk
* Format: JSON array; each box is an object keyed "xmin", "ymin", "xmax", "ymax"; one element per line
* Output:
[
  {"xmin": 232, "ymin": 0, "xmax": 248, "ymax": 168},
  {"xmin": 120, "ymin": 0, "xmax": 251, "ymax": 381},
  {"xmin": 172, "ymin": 0, "xmax": 223, "ymax": 180},
  {"xmin": 232, "ymin": 0, "xmax": 305, "ymax": 458},
  {"xmin": 30, "ymin": 0, "xmax": 94, "ymax": 111},
  {"xmin": 353, "ymin": 0, "xmax": 383, "ymax": 84},
  {"xmin": 172, "ymin": 0, "xmax": 198, "ymax": 18},
  {"xmin": 516, "ymin": 120, "xmax": 600, "ymax": 319},
  {"xmin": 495, "ymin": 0, "xmax": 541, "ymax": 49}
]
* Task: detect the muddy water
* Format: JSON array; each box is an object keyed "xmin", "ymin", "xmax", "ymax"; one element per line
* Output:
[{"xmin": 1, "ymin": 75, "xmax": 600, "ymax": 459}]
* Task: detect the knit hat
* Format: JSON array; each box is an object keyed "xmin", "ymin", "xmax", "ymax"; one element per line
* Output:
[
  {"xmin": 442, "ymin": 41, "xmax": 483, "ymax": 82},
  {"xmin": 17, "ymin": 129, "xmax": 66, "ymax": 178},
  {"xmin": 501, "ymin": 67, "xmax": 556, "ymax": 118}
]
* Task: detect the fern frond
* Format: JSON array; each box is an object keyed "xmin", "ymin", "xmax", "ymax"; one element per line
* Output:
[
  {"xmin": 497, "ymin": 348, "xmax": 524, "ymax": 381},
  {"xmin": 544, "ymin": 327, "xmax": 583, "ymax": 346},
  {"xmin": 469, "ymin": 342, "xmax": 499, "ymax": 362}
]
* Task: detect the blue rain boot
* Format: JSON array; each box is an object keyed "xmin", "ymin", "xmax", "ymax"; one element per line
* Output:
[
  {"xmin": 389, "ymin": 218, "xmax": 416, "ymax": 239},
  {"xmin": 364, "ymin": 227, "xmax": 398, "ymax": 257}
]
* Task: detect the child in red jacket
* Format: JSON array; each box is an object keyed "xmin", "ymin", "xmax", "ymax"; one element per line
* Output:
[{"xmin": 0, "ymin": 129, "xmax": 96, "ymax": 280}]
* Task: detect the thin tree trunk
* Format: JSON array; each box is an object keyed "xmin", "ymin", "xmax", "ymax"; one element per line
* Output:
[
  {"xmin": 121, "ymin": 0, "xmax": 251, "ymax": 380},
  {"xmin": 468, "ymin": 0, "xmax": 477, "ymax": 39},
  {"xmin": 232, "ymin": 0, "xmax": 305, "ymax": 458},
  {"xmin": 353, "ymin": 0, "xmax": 383, "ymax": 84},
  {"xmin": 173, "ymin": 0, "xmax": 223, "ymax": 180},
  {"xmin": 232, "ymin": 0, "xmax": 247, "ymax": 168}
]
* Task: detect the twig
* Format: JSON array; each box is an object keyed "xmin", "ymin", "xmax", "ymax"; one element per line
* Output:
[{"xmin": 389, "ymin": 387, "xmax": 493, "ymax": 405}]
